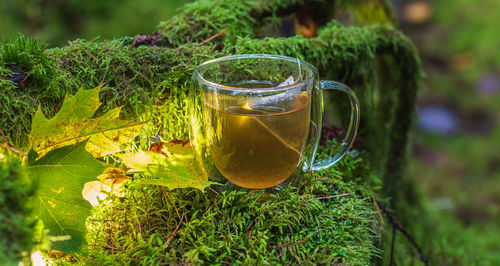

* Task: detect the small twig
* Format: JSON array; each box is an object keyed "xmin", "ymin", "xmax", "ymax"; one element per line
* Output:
[
  {"xmin": 0, "ymin": 127, "xmax": 27, "ymax": 156},
  {"xmin": 137, "ymin": 217, "xmax": 142, "ymax": 238},
  {"xmin": 375, "ymin": 200, "xmax": 429, "ymax": 265},
  {"xmin": 370, "ymin": 194, "xmax": 385, "ymax": 226},
  {"xmin": 164, "ymin": 211, "xmax": 186, "ymax": 249},
  {"xmin": 100, "ymin": 244, "xmax": 122, "ymax": 255},
  {"xmin": 141, "ymin": 187, "xmax": 151, "ymax": 230},
  {"xmin": 175, "ymin": 47, "xmax": 184, "ymax": 58},
  {"xmin": 161, "ymin": 187, "xmax": 181, "ymax": 221},
  {"xmin": 316, "ymin": 193, "xmax": 350, "ymax": 200},
  {"xmin": 198, "ymin": 28, "xmax": 228, "ymax": 46}
]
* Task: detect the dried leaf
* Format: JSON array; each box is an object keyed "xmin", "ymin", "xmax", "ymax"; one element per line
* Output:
[{"xmin": 97, "ymin": 166, "xmax": 130, "ymax": 187}]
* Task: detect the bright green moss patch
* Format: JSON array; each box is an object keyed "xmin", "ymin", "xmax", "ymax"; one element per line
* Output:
[{"xmin": 76, "ymin": 146, "xmax": 381, "ymax": 265}]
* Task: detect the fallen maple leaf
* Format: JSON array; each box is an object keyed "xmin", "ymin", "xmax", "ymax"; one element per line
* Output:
[{"xmin": 28, "ymin": 84, "xmax": 146, "ymax": 159}]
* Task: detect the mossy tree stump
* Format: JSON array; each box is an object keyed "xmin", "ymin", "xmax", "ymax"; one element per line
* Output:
[{"xmin": 0, "ymin": 0, "xmax": 421, "ymax": 264}]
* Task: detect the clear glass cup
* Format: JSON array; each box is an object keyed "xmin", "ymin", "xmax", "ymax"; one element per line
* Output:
[{"xmin": 189, "ymin": 54, "xmax": 360, "ymax": 189}]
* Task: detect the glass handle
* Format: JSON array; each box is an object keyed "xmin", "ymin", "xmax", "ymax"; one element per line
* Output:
[{"xmin": 311, "ymin": 80, "xmax": 360, "ymax": 171}]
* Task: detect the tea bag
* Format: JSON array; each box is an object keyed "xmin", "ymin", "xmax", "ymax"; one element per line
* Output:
[
  {"xmin": 278, "ymin": 75, "xmax": 296, "ymax": 87},
  {"xmin": 246, "ymin": 76, "xmax": 297, "ymax": 110}
]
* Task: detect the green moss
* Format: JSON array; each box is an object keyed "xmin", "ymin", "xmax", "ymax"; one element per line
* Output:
[
  {"xmin": 0, "ymin": 36, "xmax": 59, "ymax": 148},
  {"xmin": 74, "ymin": 146, "xmax": 380, "ymax": 265},
  {"xmin": 0, "ymin": 151, "xmax": 33, "ymax": 264}
]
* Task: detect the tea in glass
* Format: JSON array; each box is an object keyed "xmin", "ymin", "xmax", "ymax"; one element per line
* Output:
[
  {"xmin": 190, "ymin": 54, "xmax": 360, "ymax": 190},
  {"xmin": 208, "ymin": 93, "xmax": 310, "ymax": 189}
]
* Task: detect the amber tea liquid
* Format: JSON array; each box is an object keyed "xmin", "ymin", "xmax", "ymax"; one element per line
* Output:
[{"xmin": 209, "ymin": 93, "xmax": 310, "ymax": 189}]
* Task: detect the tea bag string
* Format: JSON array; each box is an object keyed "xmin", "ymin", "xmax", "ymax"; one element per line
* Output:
[{"xmin": 252, "ymin": 117, "xmax": 302, "ymax": 156}]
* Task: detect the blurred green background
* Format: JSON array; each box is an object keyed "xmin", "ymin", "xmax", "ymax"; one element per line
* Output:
[
  {"xmin": 1, "ymin": 0, "xmax": 499, "ymax": 263},
  {"xmin": 0, "ymin": 0, "xmax": 190, "ymax": 47},
  {"xmin": 398, "ymin": 0, "xmax": 500, "ymax": 263}
]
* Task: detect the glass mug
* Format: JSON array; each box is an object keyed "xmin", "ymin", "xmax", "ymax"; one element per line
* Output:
[{"xmin": 189, "ymin": 54, "xmax": 360, "ymax": 189}]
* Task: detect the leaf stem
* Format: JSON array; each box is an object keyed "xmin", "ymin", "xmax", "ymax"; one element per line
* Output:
[
  {"xmin": 316, "ymin": 193, "xmax": 350, "ymax": 200},
  {"xmin": 0, "ymin": 127, "xmax": 27, "ymax": 156},
  {"xmin": 370, "ymin": 193, "xmax": 385, "ymax": 226},
  {"xmin": 198, "ymin": 28, "xmax": 228, "ymax": 46},
  {"xmin": 164, "ymin": 211, "xmax": 186, "ymax": 249}
]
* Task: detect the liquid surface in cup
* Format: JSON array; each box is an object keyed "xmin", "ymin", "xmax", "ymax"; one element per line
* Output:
[{"xmin": 209, "ymin": 93, "xmax": 310, "ymax": 189}]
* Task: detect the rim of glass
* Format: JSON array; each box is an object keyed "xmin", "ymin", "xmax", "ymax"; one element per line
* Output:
[{"xmin": 193, "ymin": 54, "xmax": 316, "ymax": 93}]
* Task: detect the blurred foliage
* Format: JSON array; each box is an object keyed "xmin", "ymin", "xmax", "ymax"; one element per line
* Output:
[
  {"xmin": 432, "ymin": 0, "xmax": 500, "ymax": 81},
  {"xmin": 0, "ymin": 0, "xmax": 190, "ymax": 47},
  {"xmin": 400, "ymin": 0, "xmax": 500, "ymax": 264},
  {"xmin": 0, "ymin": 151, "xmax": 33, "ymax": 264},
  {"xmin": 413, "ymin": 0, "xmax": 500, "ymax": 97},
  {"xmin": 408, "ymin": 131, "xmax": 500, "ymax": 264}
]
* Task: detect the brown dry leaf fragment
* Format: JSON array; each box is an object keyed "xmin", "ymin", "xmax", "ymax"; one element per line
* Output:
[
  {"xmin": 149, "ymin": 141, "xmax": 168, "ymax": 156},
  {"xmin": 294, "ymin": 15, "xmax": 318, "ymax": 38},
  {"xmin": 168, "ymin": 139, "xmax": 184, "ymax": 145},
  {"xmin": 97, "ymin": 167, "xmax": 130, "ymax": 187},
  {"xmin": 168, "ymin": 139, "xmax": 191, "ymax": 147},
  {"xmin": 452, "ymin": 53, "xmax": 473, "ymax": 70},
  {"xmin": 84, "ymin": 167, "xmax": 128, "ymax": 207}
]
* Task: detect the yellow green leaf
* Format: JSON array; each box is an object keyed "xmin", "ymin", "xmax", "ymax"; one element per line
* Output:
[
  {"xmin": 25, "ymin": 140, "xmax": 106, "ymax": 253},
  {"xmin": 28, "ymin": 85, "xmax": 145, "ymax": 158},
  {"xmin": 116, "ymin": 142, "xmax": 217, "ymax": 191}
]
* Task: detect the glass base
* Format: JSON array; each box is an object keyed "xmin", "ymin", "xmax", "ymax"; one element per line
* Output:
[{"xmin": 212, "ymin": 179, "xmax": 291, "ymax": 201}]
